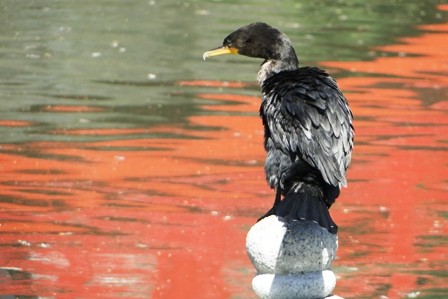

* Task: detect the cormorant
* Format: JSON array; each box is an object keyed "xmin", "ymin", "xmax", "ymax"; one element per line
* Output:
[{"xmin": 203, "ymin": 22, "xmax": 354, "ymax": 234}]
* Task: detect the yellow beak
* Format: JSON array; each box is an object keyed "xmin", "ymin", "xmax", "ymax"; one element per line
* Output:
[{"xmin": 203, "ymin": 46, "xmax": 239, "ymax": 60}]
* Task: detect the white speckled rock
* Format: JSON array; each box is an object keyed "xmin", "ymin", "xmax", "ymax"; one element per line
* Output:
[
  {"xmin": 246, "ymin": 215, "xmax": 338, "ymax": 274},
  {"xmin": 252, "ymin": 271, "xmax": 336, "ymax": 299}
]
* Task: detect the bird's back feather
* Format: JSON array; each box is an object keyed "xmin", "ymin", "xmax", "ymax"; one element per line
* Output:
[{"xmin": 261, "ymin": 67, "xmax": 354, "ymax": 190}]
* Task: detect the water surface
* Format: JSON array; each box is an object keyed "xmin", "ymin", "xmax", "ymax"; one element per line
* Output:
[{"xmin": 0, "ymin": 1, "xmax": 447, "ymax": 298}]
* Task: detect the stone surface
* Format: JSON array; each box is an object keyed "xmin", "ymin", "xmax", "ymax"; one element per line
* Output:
[
  {"xmin": 246, "ymin": 215, "xmax": 338, "ymax": 274},
  {"xmin": 252, "ymin": 270, "xmax": 336, "ymax": 299}
]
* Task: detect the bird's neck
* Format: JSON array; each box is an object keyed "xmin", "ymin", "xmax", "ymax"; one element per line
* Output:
[
  {"xmin": 257, "ymin": 38, "xmax": 299, "ymax": 87},
  {"xmin": 257, "ymin": 57, "xmax": 298, "ymax": 86}
]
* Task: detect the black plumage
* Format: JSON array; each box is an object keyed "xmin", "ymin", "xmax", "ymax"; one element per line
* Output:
[{"xmin": 203, "ymin": 22, "xmax": 354, "ymax": 234}]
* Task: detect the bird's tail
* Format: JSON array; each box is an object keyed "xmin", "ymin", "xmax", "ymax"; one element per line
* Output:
[{"xmin": 263, "ymin": 182, "xmax": 338, "ymax": 234}]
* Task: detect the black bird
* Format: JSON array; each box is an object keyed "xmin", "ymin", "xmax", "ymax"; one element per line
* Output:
[{"xmin": 203, "ymin": 22, "xmax": 354, "ymax": 234}]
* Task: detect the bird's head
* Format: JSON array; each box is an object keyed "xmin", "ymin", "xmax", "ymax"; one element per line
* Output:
[{"xmin": 203, "ymin": 22, "xmax": 296, "ymax": 61}]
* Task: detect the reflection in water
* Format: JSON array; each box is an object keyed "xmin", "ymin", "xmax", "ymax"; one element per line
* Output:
[
  {"xmin": 322, "ymin": 8, "xmax": 448, "ymax": 296},
  {"xmin": 0, "ymin": 1, "xmax": 447, "ymax": 298}
]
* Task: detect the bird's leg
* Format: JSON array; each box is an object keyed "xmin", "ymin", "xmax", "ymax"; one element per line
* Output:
[{"xmin": 257, "ymin": 187, "xmax": 282, "ymax": 222}]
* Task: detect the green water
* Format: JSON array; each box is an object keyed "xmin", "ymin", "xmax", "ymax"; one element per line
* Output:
[{"xmin": 0, "ymin": 0, "xmax": 445, "ymax": 143}]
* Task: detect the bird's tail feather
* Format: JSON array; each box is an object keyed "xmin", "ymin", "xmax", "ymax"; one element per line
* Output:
[{"xmin": 263, "ymin": 182, "xmax": 338, "ymax": 234}]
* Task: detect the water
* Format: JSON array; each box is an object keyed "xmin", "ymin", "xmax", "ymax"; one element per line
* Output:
[{"xmin": 0, "ymin": 0, "xmax": 447, "ymax": 298}]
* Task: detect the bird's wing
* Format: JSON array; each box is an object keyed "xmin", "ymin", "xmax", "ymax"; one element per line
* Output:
[{"xmin": 263, "ymin": 69, "xmax": 353, "ymax": 187}]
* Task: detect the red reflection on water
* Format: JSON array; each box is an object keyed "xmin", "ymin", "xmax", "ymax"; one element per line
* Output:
[
  {"xmin": 178, "ymin": 80, "xmax": 252, "ymax": 88},
  {"xmin": 0, "ymin": 120, "xmax": 34, "ymax": 127},
  {"xmin": 0, "ymin": 97, "xmax": 267, "ymax": 298},
  {"xmin": 321, "ymin": 4, "xmax": 448, "ymax": 297},
  {"xmin": 1, "ymin": 6, "xmax": 448, "ymax": 299},
  {"xmin": 42, "ymin": 105, "xmax": 106, "ymax": 112}
]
